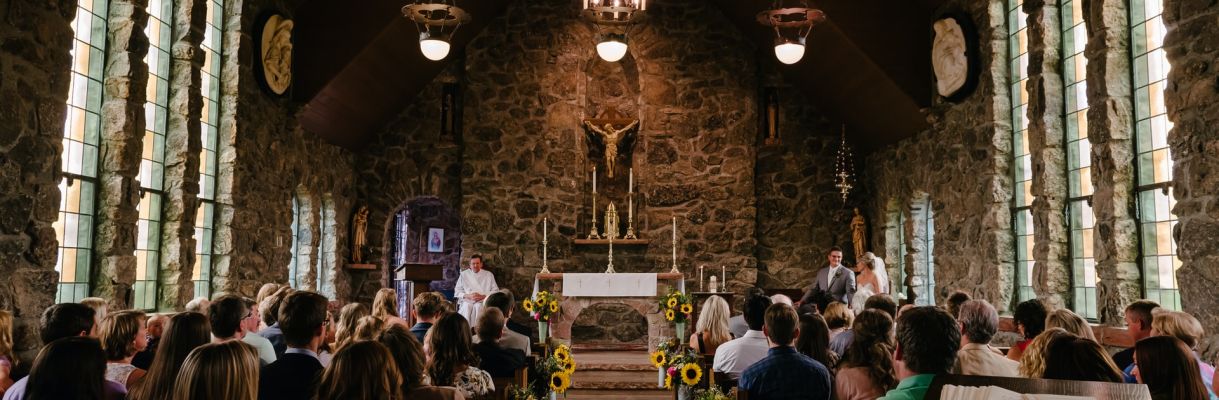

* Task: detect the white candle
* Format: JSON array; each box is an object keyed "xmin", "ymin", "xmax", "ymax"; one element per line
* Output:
[
  {"xmin": 592, "ymin": 166, "xmax": 597, "ymax": 193},
  {"xmin": 699, "ymin": 265, "xmax": 704, "ymax": 291},
  {"xmin": 543, "ymin": 217, "xmax": 548, "ymax": 242},
  {"xmin": 672, "ymin": 217, "xmax": 677, "ymax": 262},
  {"xmin": 629, "ymin": 168, "xmax": 634, "ymax": 193},
  {"xmin": 721, "ymin": 265, "xmax": 726, "ymax": 290},
  {"xmin": 628, "ymin": 195, "xmax": 633, "ymax": 225}
]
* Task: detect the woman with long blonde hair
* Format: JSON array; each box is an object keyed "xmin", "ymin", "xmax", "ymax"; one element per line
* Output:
[
  {"xmin": 314, "ymin": 340, "xmax": 404, "ymax": 400},
  {"xmin": 0, "ymin": 310, "xmax": 14, "ymax": 393},
  {"xmin": 99, "ymin": 310, "xmax": 149, "ymax": 390},
  {"xmin": 353, "ymin": 315, "xmax": 388, "ymax": 342},
  {"xmin": 1045, "ymin": 308, "xmax": 1095, "ymax": 341},
  {"xmin": 172, "ymin": 340, "xmax": 260, "ymax": 400},
  {"xmin": 1018, "ymin": 327, "xmax": 1073, "ymax": 378},
  {"xmin": 372, "ymin": 288, "xmax": 410, "ymax": 328},
  {"xmin": 689, "ymin": 295, "xmax": 732, "ymax": 355},
  {"xmin": 334, "ymin": 303, "xmax": 370, "ymax": 352}
]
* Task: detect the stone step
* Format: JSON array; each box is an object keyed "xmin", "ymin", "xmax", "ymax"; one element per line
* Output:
[
  {"xmin": 565, "ymin": 388, "xmax": 672, "ymax": 400},
  {"xmin": 573, "ymin": 370, "xmax": 661, "ymax": 386}
]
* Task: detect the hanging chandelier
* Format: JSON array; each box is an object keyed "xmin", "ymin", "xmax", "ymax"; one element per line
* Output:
[
  {"xmin": 756, "ymin": 1, "xmax": 826, "ymax": 64},
  {"xmin": 402, "ymin": 0, "xmax": 471, "ymax": 61},
  {"xmin": 581, "ymin": 0, "xmax": 647, "ymax": 62},
  {"xmin": 834, "ymin": 125, "xmax": 855, "ymax": 203}
]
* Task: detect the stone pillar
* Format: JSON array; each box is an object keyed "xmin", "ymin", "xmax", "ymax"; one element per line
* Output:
[
  {"xmin": 1162, "ymin": 0, "xmax": 1219, "ymax": 362},
  {"xmin": 1083, "ymin": 0, "xmax": 1140, "ymax": 325},
  {"xmin": 1022, "ymin": 0, "xmax": 1071, "ymax": 309},
  {"xmin": 92, "ymin": 0, "xmax": 150, "ymax": 309},
  {"xmin": 159, "ymin": 0, "xmax": 206, "ymax": 310},
  {"xmin": 0, "ymin": 0, "xmax": 76, "ymax": 360}
]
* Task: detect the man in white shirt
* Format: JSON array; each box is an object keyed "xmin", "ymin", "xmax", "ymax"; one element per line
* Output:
[
  {"xmin": 476, "ymin": 290, "xmax": 531, "ymax": 356},
  {"xmin": 455, "ymin": 254, "xmax": 498, "ymax": 326},
  {"xmin": 953, "ymin": 299, "xmax": 1019, "ymax": 377},
  {"xmin": 713, "ymin": 293, "xmax": 773, "ymax": 379},
  {"xmin": 241, "ymin": 297, "xmax": 278, "ymax": 365}
]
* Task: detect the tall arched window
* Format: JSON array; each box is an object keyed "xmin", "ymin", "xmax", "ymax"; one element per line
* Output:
[
  {"xmin": 391, "ymin": 208, "xmax": 409, "ymax": 268},
  {"xmin": 193, "ymin": 0, "xmax": 225, "ymax": 298},
  {"xmin": 288, "ymin": 196, "xmax": 302, "ymax": 288},
  {"xmin": 55, "ymin": 0, "xmax": 107, "ymax": 303},
  {"xmin": 133, "ymin": 0, "xmax": 173, "ymax": 311},
  {"xmin": 1130, "ymin": 0, "xmax": 1180, "ymax": 310},
  {"xmin": 1063, "ymin": 0, "xmax": 1098, "ymax": 319},
  {"xmin": 1008, "ymin": 0, "xmax": 1036, "ymax": 302},
  {"xmin": 924, "ymin": 203, "xmax": 936, "ymax": 303}
]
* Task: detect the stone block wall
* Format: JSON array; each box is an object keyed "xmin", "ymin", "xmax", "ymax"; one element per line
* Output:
[
  {"xmin": 865, "ymin": 0, "xmax": 1015, "ymax": 310},
  {"xmin": 0, "ymin": 0, "xmax": 76, "ymax": 360}
]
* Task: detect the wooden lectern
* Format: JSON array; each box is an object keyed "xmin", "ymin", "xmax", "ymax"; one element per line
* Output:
[{"xmin": 395, "ymin": 263, "xmax": 445, "ymax": 325}]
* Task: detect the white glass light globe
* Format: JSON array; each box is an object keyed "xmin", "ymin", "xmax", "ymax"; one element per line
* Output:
[
  {"xmin": 420, "ymin": 38, "xmax": 451, "ymax": 61},
  {"xmin": 774, "ymin": 42, "xmax": 805, "ymax": 64},
  {"xmin": 596, "ymin": 39, "xmax": 629, "ymax": 62}
]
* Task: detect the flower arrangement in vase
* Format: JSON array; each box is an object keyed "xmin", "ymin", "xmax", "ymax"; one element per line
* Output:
[
  {"xmin": 544, "ymin": 344, "xmax": 577, "ymax": 398},
  {"xmin": 659, "ymin": 290, "xmax": 694, "ymax": 340},
  {"xmin": 523, "ymin": 290, "xmax": 561, "ymax": 340},
  {"xmin": 649, "ymin": 337, "xmax": 703, "ymax": 392}
]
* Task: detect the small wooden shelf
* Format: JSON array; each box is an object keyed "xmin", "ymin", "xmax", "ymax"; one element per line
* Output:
[{"xmin": 572, "ymin": 238, "xmax": 650, "ymax": 246}]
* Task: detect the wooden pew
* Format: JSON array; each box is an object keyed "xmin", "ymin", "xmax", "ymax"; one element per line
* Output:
[
  {"xmin": 487, "ymin": 367, "xmax": 529, "ymax": 400},
  {"xmin": 926, "ymin": 374, "xmax": 1150, "ymax": 400}
]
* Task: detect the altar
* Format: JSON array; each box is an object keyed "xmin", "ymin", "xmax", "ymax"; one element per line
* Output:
[{"xmin": 534, "ymin": 272, "xmax": 685, "ymax": 351}]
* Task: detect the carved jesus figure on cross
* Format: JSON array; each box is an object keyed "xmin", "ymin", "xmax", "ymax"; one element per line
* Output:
[{"xmin": 584, "ymin": 119, "xmax": 639, "ymax": 178}]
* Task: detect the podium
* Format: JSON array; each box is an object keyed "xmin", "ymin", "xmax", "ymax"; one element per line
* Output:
[{"xmin": 395, "ymin": 263, "xmax": 445, "ymax": 325}]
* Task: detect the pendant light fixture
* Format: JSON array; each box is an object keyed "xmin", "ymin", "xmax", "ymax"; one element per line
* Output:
[
  {"xmin": 756, "ymin": 1, "xmax": 826, "ymax": 65},
  {"xmin": 403, "ymin": 1, "xmax": 471, "ymax": 61},
  {"xmin": 582, "ymin": 0, "xmax": 646, "ymax": 62}
]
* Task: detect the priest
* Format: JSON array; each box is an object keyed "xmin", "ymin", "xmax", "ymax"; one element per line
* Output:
[{"xmin": 455, "ymin": 254, "xmax": 499, "ymax": 326}]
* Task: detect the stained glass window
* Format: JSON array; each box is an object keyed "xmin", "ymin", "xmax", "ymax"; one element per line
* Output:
[
  {"xmin": 193, "ymin": 0, "xmax": 224, "ymax": 299},
  {"xmin": 1008, "ymin": 0, "xmax": 1036, "ymax": 302},
  {"xmin": 288, "ymin": 196, "xmax": 301, "ymax": 289},
  {"xmin": 55, "ymin": 0, "xmax": 107, "ymax": 303},
  {"xmin": 1062, "ymin": 0, "xmax": 1098, "ymax": 319},
  {"xmin": 392, "ymin": 209, "xmax": 409, "ymax": 268},
  {"xmin": 924, "ymin": 204, "xmax": 936, "ymax": 305},
  {"xmin": 132, "ymin": 0, "xmax": 173, "ymax": 310}
]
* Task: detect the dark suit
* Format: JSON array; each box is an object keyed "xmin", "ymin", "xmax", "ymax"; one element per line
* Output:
[
  {"xmin": 258, "ymin": 351, "xmax": 323, "ymax": 400},
  {"xmin": 799, "ymin": 265, "xmax": 856, "ymax": 313},
  {"xmin": 258, "ymin": 323, "xmax": 287, "ymax": 358},
  {"xmin": 410, "ymin": 322, "xmax": 433, "ymax": 343},
  {"xmin": 474, "ymin": 341, "xmax": 526, "ymax": 378}
]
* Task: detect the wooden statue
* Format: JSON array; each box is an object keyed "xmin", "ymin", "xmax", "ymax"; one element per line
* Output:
[
  {"xmin": 850, "ymin": 207, "xmax": 867, "ymax": 260},
  {"xmin": 352, "ymin": 206, "xmax": 369, "ymax": 263}
]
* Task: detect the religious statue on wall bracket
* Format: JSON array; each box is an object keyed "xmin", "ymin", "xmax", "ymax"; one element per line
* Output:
[
  {"xmin": 583, "ymin": 106, "xmax": 640, "ymax": 179},
  {"xmin": 257, "ymin": 13, "xmax": 294, "ymax": 96},
  {"xmin": 930, "ymin": 12, "xmax": 978, "ymax": 102}
]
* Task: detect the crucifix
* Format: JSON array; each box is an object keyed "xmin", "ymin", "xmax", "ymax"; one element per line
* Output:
[{"xmin": 582, "ymin": 106, "xmax": 640, "ymax": 179}]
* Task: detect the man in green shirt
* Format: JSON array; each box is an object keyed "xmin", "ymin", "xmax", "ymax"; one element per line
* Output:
[{"xmin": 879, "ymin": 306, "xmax": 961, "ymax": 400}]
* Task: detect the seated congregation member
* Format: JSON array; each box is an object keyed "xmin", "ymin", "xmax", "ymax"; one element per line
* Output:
[
  {"xmin": 210, "ymin": 295, "xmax": 249, "ymax": 342},
  {"xmin": 1112, "ymin": 300, "xmax": 1159, "ymax": 372},
  {"xmin": 1041, "ymin": 335, "xmax": 1122, "ymax": 382},
  {"xmin": 373, "ymin": 288, "xmax": 411, "ymax": 328},
  {"xmin": 412, "ymin": 292, "xmax": 445, "ymax": 343},
  {"xmin": 353, "ymin": 315, "xmax": 388, "ymax": 342},
  {"xmin": 131, "ymin": 313, "xmax": 167, "ymax": 370},
  {"xmin": 335, "ymin": 303, "xmax": 370, "ymax": 351},
  {"xmin": 184, "ymin": 297, "xmax": 210, "ymax": 316},
  {"xmin": 1134, "ymin": 336, "xmax": 1210, "ymax": 400},
  {"xmin": 501, "ymin": 291, "xmax": 532, "ymax": 340},
  {"xmin": 832, "ymin": 294, "xmax": 899, "ymax": 356},
  {"xmin": 318, "ymin": 310, "xmax": 336, "ymax": 366},
  {"xmin": 81, "ymin": 297, "xmax": 109, "ymax": 328},
  {"xmin": 100, "ymin": 310, "xmax": 149, "ymax": 389},
  {"xmin": 172, "ymin": 340, "xmax": 260, "ymax": 400},
  {"xmin": 1016, "ymin": 327, "xmax": 1072, "ymax": 378},
  {"xmin": 2, "ymin": 303, "xmax": 126, "ymax": 400},
  {"xmin": 0, "ymin": 311, "xmax": 14, "ymax": 395},
  {"xmin": 729, "ymin": 288, "xmax": 766, "ymax": 338},
  {"xmin": 1045, "ymin": 308, "xmax": 1096, "ymax": 341},
  {"xmin": 954, "ymin": 300, "xmax": 1018, "ymax": 377},
  {"xmin": 473, "ymin": 309, "xmax": 526, "ymax": 378},
  {"xmin": 129, "ymin": 312, "xmax": 212, "ymax": 400},
  {"xmin": 836, "ymin": 310, "xmax": 897, "ymax": 400},
  {"xmin": 796, "ymin": 313, "xmax": 838, "ymax": 371},
  {"xmin": 824, "ymin": 302, "xmax": 853, "ymax": 355},
  {"xmin": 713, "ymin": 292, "xmax": 772, "ymax": 380},
  {"xmin": 690, "ymin": 295, "xmax": 733, "ymax": 356},
  {"xmin": 455, "ymin": 255, "xmax": 498, "ymax": 325},
  {"xmin": 20, "ymin": 337, "xmax": 115, "ymax": 400},
  {"xmin": 258, "ymin": 287, "xmax": 295, "ymax": 356},
  {"xmin": 427, "ymin": 313, "xmax": 494, "ymax": 398},
  {"xmin": 314, "ymin": 341, "xmax": 403, "ymax": 400},
  {"xmin": 258, "ymin": 291, "xmax": 330, "ymax": 400},
  {"xmin": 479, "ymin": 291, "xmax": 531, "ymax": 356},
  {"xmin": 377, "ymin": 325, "xmax": 465, "ymax": 400},
  {"xmin": 256, "ymin": 283, "xmax": 282, "ymax": 310},
  {"xmin": 878, "ymin": 306, "xmax": 960, "ymax": 400},
  {"xmin": 944, "ymin": 290, "xmax": 971, "ymax": 320},
  {"xmin": 1144, "ymin": 310, "xmax": 1216, "ymax": 396},
  {"xmin": 241, "ymin": 297, "xmax": 277, "ymax": 365},
  {"xmin": 1006, "ymin": 298, "xmax": 1048, "ymax": 362},
  {"xmin": 738, "ymin": 303, "xmax": 832, "ymax": 400}
]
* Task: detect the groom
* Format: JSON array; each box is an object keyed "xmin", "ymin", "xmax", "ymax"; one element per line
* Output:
[{"xmin": 798, "ymin": 246, "xmax": 856, "ymax": 314}]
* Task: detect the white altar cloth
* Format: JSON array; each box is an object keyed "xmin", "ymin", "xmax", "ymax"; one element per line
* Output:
[{"xmin": 560, "ymin": 273, "xmax": 658, "ymax": 297}]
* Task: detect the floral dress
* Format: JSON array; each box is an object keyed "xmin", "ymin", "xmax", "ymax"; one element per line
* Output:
[{"xmin": 425, "ymin": 365, "xmax": 494, "ymax": 398}]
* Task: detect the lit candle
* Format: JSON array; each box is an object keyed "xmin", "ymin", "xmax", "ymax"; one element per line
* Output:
[
  {"xmin": 699, "ymin": 265, "xmax": 704, "ymax": 291},
  {"xmin": 543, "ymin": 217, "xmax": 548, "ymax": 242}
]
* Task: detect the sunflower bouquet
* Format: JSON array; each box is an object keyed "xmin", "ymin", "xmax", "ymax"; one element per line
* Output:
[
  {"xmin": 523, "ymin": 290, "xmax": 561, "ymax": 322},
  {"xmin": 648, "ymin": 337, "xmax": 703, "ymax": 390},
  {"xmin": 659, "ymin": 290, "xmax": 694, "ymax": 323},
  {"xmin": 540, "ymin": 344, "xmax": 577, "ymax": 397}
]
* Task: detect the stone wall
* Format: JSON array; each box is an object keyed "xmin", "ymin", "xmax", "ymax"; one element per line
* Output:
[
  {"xmin": 865, "ymin": 0, "xmax": 1015, "ymax": 310},
  {"xmin": 0, "ymin": 0, "xmax": 76, "ymax": 360},
  {"xmin": 1163, "ymin": 0, "xmax": 1219, "ymax": 363}
]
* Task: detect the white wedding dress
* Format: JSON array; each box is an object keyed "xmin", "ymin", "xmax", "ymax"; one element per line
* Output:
[{"xmin": 851, "ymin": 258, "xmax": 890, "ymax": 315}]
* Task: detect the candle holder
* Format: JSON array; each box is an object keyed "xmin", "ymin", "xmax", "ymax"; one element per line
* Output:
[
  {"xmin": 588, "ymin": 194, "xmax": 601, "ymax": 240},
  {"xmin": 540, "ymin": 236, "xmax": 551, "ymax": 274},
  {"xmin": 605, "ymin": 235, "xmax": 616, "ymax": 273}
]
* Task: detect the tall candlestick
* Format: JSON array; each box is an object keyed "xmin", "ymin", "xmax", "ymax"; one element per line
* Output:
[
  {"xmin": 543, "ymin": 218, "xmax": 547, "ymax": 242},
  {"xmin": 699, "ymin": 265, "xmax": 704, "ymax": 291},
  {"xmin": 592, "ymin": 166, "xmax": 597, "ymax": 193},
  {"xmin": 721, "ymin": 265, "xmax": 726, "ymax": 290},
  {"xmin": 670, "ymin": 217, "xmax": 678, "ymax": 273},
  {"xmin": 628, "ymin": 196, "xmax": 633, "ymax": 225},
  {"xmin": 629, "ymin": 168, "xmax": 633, "ymax": 193}
]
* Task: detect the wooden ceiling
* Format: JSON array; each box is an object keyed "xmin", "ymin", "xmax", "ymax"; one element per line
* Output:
[{"xmin": 293, "ymin": 0, "xmax": 941, "ymax": 151}]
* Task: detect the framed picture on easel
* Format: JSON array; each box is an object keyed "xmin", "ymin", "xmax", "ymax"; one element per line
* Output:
[{"xmin": 427, "ymin": 228, "xmax": 444, "ymax": 253}]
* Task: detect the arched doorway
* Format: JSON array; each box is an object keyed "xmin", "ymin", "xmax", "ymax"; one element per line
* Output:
[{"xmin": 382, "ymin": 197, "xmax": 462, "ymax": 316}]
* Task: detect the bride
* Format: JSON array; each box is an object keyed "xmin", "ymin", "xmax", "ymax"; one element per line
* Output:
[{"xmin": 851, "ymin": 252, "xmax": 891, "ymax": 314}]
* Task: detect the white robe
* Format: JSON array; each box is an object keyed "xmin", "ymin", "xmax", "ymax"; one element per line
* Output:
[{"xmin": 455, "ymin": 268, "xmax": 499, "ymax": 326}]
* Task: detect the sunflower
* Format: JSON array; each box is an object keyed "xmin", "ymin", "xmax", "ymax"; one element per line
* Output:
[
  {"xmin": 553, "ymin": 346, "xmax": 571, "ymax": 363},
  {"xmin": 664, "ymin": 373, "xmax": 673, "ymax": 389},
  {"xmin": 562, "ymin": 359, "xmax": 576, "ymax": 374},
  {"xmin": 549, "ymin": 372, "xmax": 572, "ymax": 394},
  {"xmin": 667, "ymin": 297, "xmax": 678, "ymax": 308},
  {"xmin": 549, "ymin": 301, "xmax": 560, "ymax": 313},
  {"xmin": 523, "ymin": 299, "xmax": 535, "ymax": 312},
  {"xmin": 680, "ymin": 304, "xmax": 693, "ymax": 314},
  {"xmin": 665, "ymin": 309, "xmax": 675, "ymax": 321},
  {"xmin": 680, "ymin": 363, "xmax": 703, "ymax": 386},
  {"xmin": 649, "ymin": 351, "xmax": 667, "ymax": 368}
]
